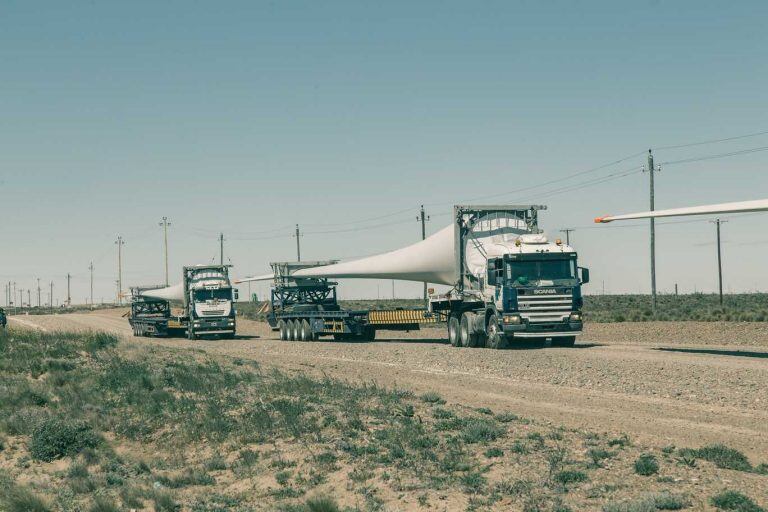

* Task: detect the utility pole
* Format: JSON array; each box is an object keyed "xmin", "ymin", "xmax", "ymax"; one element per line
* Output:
[
  {"xmin": 559, "ymin": 228, "xmax": 574, "ymax": 246},
  {"xmin": 711, "ymin": 219, "xmax": 727, "ymax": 305},
  {"xmin": 294, "ymin": 225, "xmax": 301, "ymax": 262},
  {"xmin": 218, "ymin": 233, "xmax": 225, "ymax": 265},
  {"xmin": 37, "ymin": 278, "xmax": 41, "ymax": 308},
  {"xmin": 66, "ymin": 273, "xmax": 71, "ymax": 307},
  {"xmin": 88, "ymin": 262, "xmax": 94, "ymax": 306},
  {"xmin": 27, "ymin": 289, "xmax": 31, "ymax": 308},
  {"xmin": 12, "ymin": 282, "xmax": 16, "ymax": 314},
  {"xmin": 417, "ymin": 205, "xmax": 430, "ymax": 300},
  {"xmin": 115, "ymin": 236, "xmax": 124, "ymax": 305},
  {"xmin": 644, "ymin": 149, "xmax": 660, "ymax": 312},
  {"xmin": 49, "ymin": 281, "xmax": 53, "ymax": 313},
  {"xmin": 159, "ymin": 217, "xmax": 171, "ymax": 286}
]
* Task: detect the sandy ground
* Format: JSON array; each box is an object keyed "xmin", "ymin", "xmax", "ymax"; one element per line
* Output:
[{"xmin": 8, "ymin": 311, "xmax": 768, "ymax": 461}]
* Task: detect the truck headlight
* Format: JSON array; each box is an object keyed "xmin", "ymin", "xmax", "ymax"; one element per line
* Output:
[
  {"xmin": 503, "ymin": 314, "xmax": 521, "ymax": 324},
  {"xmin": 569, "ymin": 312, "xmax": 582, "ymax": 322}
]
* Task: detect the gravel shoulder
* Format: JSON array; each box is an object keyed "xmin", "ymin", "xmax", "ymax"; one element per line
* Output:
[{"xmin": 8, "ymin": 312, "xmax": 768, "ymax": 460}]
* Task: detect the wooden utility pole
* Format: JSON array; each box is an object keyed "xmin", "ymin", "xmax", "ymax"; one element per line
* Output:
[
  {"xmin": 49, "ymin": 281, "xmax": 53, "ymax": 313},
  {"xmin": 644, "ymin": 149, "xmax": 660, "ymax": 312},
  {"xmin": 417, "ymin": 205, "xmax": 430, "ymax": 300},
  {"xmin": 159, "ymin": 217, "xmax": 171, "ymax": 286},
  {"xmin": 294, "ymin": 225, "xmax": 301, "ymax": 262},
  {"xmin": 37, "ymin": 278, "xmax": 41, "ymax": 308},
  {"xmin": 711, "ymin": 219, "xmax": 727, "ymax": 305},
  {"xmin": 89, "ymin": 262, "xmax": 94, "ymax": 306},
  {"xmin": 218, "ymin": 233, "xmax": 225, "ymax": 265},
  {"xmin": 115, "ymin": 236, "xmax": 124, "ymax": 305},
  {"xmin": 66, "ymin": 273, "xmax": 71, "ymax": 307},
  {"xmin": 559, "ymin": 228, "xmax": 574, "ymax": 246}
]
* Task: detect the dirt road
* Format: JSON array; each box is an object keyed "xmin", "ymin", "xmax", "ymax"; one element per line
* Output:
[{"xmin": 9, "ymin": 311, "xmax": 768, "ymax": 460}]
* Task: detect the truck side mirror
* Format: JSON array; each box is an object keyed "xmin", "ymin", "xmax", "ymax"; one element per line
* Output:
[
  {"xmin": 487, "ymin": 268, "xmax": 497, "ymax": 286},
  {"xmin": 234, "ymin": 289, "xmax": 239, "ymax": 301},
  {"xmin": 579, "ymin": 267, "xmax": 590, "ymax": 284}
]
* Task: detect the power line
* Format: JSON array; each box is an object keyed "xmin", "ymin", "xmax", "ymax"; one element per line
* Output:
[
  {"xmin": 660, "ymin": 145, "xmax": 768, "ymax": 166},
  {"xmin": 655, "ymin": 129, "xmax": 768, "ymax": 151}
]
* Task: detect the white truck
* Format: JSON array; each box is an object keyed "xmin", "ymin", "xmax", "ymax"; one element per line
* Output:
[{"xmin": 129, "ymin": 265, "xmax": 238, "ymax": 339}]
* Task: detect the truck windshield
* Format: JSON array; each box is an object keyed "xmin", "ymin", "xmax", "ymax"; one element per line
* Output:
[
  {"xmin": 194, "ymin": 289, "xmax": 231, "ymax": 301},
  {"xmin": 506, "ymin": 259, "xmax": 577, "ymax": 285}
]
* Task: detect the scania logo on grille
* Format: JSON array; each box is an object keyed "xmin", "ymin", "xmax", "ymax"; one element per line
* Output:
[{"xmin": 533, "ymin": 289, "xmax": 557, "ymax": 294}]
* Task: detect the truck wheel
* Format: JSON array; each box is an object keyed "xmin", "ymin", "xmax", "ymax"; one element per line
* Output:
[
  {"xmin": 278, "ymin": 320, "xmax": 287, "ymax": 340},
  {"xmin": 485, "ymin": 314, "xmax": 506, "ymax": 349},
  {"xmin": 291, "ymin": 320, "xmax": 301, "ymax": 341},
  {"xmin": 460, "ymin": 312, "xmax": 480, "ymax": 348},
  {"xmin": 552, "ymin": 336, "xmax": 576, "ymax": 347},
  {"xmin": 285, "ymin": 320, "xmax": 294, "ymax": 341},
  {"xmin": 448, "ymin": 316, "xmax": 461, "ymax": 347},
  {"xmin": 187, "ymin": 327, "xmax": 196, "ymax": 340},
  {"xmin": 332, "ymin": 333, "xmax": 344, "ymax": 341},
  {"xmin": 300, "ymin": 320, "xmax": 311, "ymax": 341}
]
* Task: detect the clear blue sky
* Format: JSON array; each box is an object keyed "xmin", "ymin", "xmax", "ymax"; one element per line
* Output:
[{"xmin": 2, "ymin": 0, "xmax": 767, "ymax": 303}]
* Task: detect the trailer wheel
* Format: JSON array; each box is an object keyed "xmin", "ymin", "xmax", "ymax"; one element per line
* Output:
[
  {"xmin": 460, "ymin": 312, "xmax": 480, "ymax": 348},
  {"xmin": 448, "ymin": 316, "xmax": 460, "ymax": 347},
  {"xmin": 552, "ymin": 336, "xmax": 576, "ymax": 347},
  {"xmin": 291, "ymin": 320, "xmax": 301, "ymax": 341},
  {"xmin": 285, "ymin": 320, "xmax": 294, "ymax": 341},
  {"xmin": 278, "ymin": 320, "xmax": 287, "ymax": 340},
  {"xmin": 485, "ymin": 314, "xmax": 506, "ymax": 349},
  {"xmin": 299, "ymin": 320, "xmax": 312, "ymax": 341}
]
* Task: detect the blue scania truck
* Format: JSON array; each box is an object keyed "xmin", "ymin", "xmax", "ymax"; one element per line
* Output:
[{"xmin": 428, "ymin": 205, "xmax": 590, "ymax": 348}]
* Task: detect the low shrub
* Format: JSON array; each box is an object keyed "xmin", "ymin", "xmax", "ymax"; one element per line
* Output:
[
  {"xmin": 460, "ymin": 418, "xmax": 505, "ymax": 444},
  {"xmin": 693, "ymin": 444, "xmax": 752, "ymax": 472},
  {"xmin": 29, "ymin": 417, "xmax": 99, "ymax": 462},
  {"xmin": 1, "ymin": 486, "xmax": 51, "ymax": 512},
  {"xmin": 634, "ymin": 454, "xmax": 659, "ymax": 476},
  {"xmin": 710, "ymin": 490, "xmax": 765, "ymax": 512},
  {"xmin": 555, "ymin": 470, "xmax": 588, "ymax": 485}
]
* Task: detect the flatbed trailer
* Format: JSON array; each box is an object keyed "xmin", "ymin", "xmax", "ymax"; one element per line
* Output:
[
  {"xmin": 265, "ymin": 261, "xmax": 445, "ymax": 341},
  {"xmin": 128, "ymin": 286, "xmax": 188, "ymax": 337}
]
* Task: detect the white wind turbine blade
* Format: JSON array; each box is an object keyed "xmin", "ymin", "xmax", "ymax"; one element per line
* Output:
[{"xmin": 595, "ymin": 198, "xmax": 768, "ymax": 223}]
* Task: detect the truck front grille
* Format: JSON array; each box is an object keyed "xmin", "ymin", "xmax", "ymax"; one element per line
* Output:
[
  {"xmin": 517, "ymin": 293, "xmax": 572, "ymax": 323},
  {"xmin": 201, "ymin": 310, "xmax": 226, "ymax": 316}
]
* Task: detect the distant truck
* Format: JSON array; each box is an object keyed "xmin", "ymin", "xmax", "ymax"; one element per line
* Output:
[
  {"xmin": 0, "ymin": 307, "xmax": 6, "ymax": 329},
  {"xmin": 129, "ymin": 265, "xmax": 238, "ymax": 339}
]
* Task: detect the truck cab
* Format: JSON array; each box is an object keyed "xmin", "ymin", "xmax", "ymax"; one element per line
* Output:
[
  {"xmin": 484, "ymin": 234, "xmax": 588, "ymax": 345},
  {"xmin": 184, "ymin": 265, "xmax": 238, "ymax": 339}
]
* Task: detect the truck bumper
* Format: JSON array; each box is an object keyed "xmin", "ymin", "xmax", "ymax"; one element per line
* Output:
[
  {"xmin": 502, "ymin": 321, "xmax": 582, "ymax": 339},
  {"xmin": 192, "ymin": 318, "xmax": 236, "ymax": 332}
]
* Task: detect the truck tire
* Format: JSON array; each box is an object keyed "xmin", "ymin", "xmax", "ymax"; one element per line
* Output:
[
  {"xmin": 485, "ymin": 314, "xmax": 506, "ymax": 349},
  {"xmin": 291, "ymin": 320, "xmax": 301, "ymax": 341},
  {"xmin": 448, "ymin": 316, "xmax": 460, "ymax": 347},
  {"xmin": 552, "ymin": 336, "xmax": 576, "ymax": 347},
  {"xmin": 187, "ymin": 327, "xmax": 196, "ymax": 340},
  {"xmin": 285, "ymin": 320, "xmax": 295, "ymax": 341},
  {"xmin": 300, "ymin": 320, "xmax": 311, "ymax": 341},
  {"xmin": 460, "ymin": 312, "xmax": 480, "ymax": 348},
  {"xmin": 278, "ymin": 320, "xmax": 287, "ymax": 340}
]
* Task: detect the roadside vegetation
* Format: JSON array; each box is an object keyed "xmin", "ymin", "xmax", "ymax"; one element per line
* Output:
[
  {"xmin": 584, "ymin": 293, "xmax": 768, "ymax": 322},
  {"xmin": 1, "ymin": 327, "xmax": 766, "ymax": 511}
]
